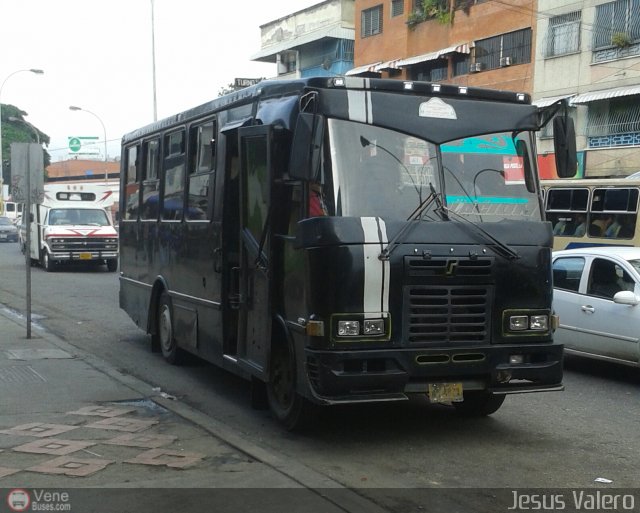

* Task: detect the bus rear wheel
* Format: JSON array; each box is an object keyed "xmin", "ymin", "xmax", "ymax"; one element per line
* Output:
[
  {"xmin": 452, "ymin": 391, "xmax": 505, "ymax": 417},
  {"xmin": 266, "ymin": 339, "xmax": 314, "ymax": 431},
  {"xmin": 156, "ymin": 291, "xmax": 183, "ymax": 365}
]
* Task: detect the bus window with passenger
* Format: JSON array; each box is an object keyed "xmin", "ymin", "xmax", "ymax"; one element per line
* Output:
[{"xmin": 542, "ymin": 178, "xmax": 640, "ymax": 249}]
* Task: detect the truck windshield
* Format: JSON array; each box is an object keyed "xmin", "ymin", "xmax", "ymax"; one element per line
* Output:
[
  {"xmin": 49, "ymin": 208, "xmax": 110, "ymax": 226},
  {"xmin": 327, "ymin": 119, "xmax": 541, "ymax": 222}
]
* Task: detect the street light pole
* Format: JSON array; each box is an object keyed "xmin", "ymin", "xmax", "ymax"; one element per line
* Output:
[
  {"xmin": 0, "ymin": 68, "xmax": 44, "ymax": 212},
  {"xmin": 69, "ymin": 106, "xmax": 108, "ymax": 185}
]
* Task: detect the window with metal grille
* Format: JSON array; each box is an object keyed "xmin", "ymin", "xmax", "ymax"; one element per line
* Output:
[
  {"xmin": 593, "ymin": 0, "xmax": 640, "ymax": 50},
  {"xmin": 409, "ymin": 59, "xmax": 448, "ymax": 82},
  {"xmin": 362, "ymin": 5, "xmax": 383, "ymax": 37},
  {"xmin": 475, "ymin": 28, "xmax": 532, "ymax": 70},
  {"xmin": 546, "ymin": 11, "xmax": 581, "ymax": 57},
  {"xmin": 586, "ymin": 96, "xmax": 640, "ymax": 138},
  {"xmin": 391, "ymin": 0, "xmax": 404, "ymax": 17}
]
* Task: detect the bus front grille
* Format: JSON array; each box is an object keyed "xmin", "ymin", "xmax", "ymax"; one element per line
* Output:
[{"xmin": 404, "ymin": 285, "xmax": 491, "ymax": 345}]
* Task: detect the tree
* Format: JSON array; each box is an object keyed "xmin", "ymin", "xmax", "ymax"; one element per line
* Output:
[{"xmin": 1, "ymin": 104, "xmax": 51, "ymax": 186}]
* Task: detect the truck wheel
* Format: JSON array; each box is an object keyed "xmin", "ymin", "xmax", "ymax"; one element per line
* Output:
[
  {"xmin": 41, "ymin": 251, "xmax": 56, "ymax": 272},
  {"xmin": 156, "ymin": 291, "xmax": 183, "ymax": 365},
  {"xmin": 266, "ymin": 338, "xmax": 314, "ymax": 431},
  {"xmin": 453, "ymin": 391, "xmax": 505, "ymax": 417},
  {"xmin": 106, "ymin": 259, "xmax": 118, "ymax": 272}
]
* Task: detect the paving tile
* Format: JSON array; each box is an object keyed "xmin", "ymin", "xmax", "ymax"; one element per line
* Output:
[
  {"xmin": 26, "ymin": 456, "xmax": 114, "ymax": 477},
  {"xmin": 85, "ymin": 417, "xmax": 158, "ymax": 433},
  {"xmin": 0, "ymin": 423, "xmax": 78, "ymax": 438},
  {"xmin": 66, "ymin": 405, "xmax": 135, "ymax": 418},
  {"xmin": 0, "ymin": 466, "xmax": 20, "ymax": 479},
  {"xmin": 102, "ymin": 433, "xmax": 177, "ymax": 449},
  {"xmin": 124, "ymin": 448, "xmax": 205, "ymax": 469},
  {"xmin": 12, "ymin": 438, "xmax": 96, "ymax": 456}
]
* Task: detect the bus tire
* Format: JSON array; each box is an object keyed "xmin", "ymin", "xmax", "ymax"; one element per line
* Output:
[
  {"xmin": 41, "ymin": 250, "xmax": 55, "ymax": 272},
  {"xmin": 452, "ymin": 391, "xmax": 505, "ymax": 417},
  {"xmin": 266, "ymin": 338, "xmax": 314, "ymax": 431},
  {"xmin": 157, "ymin": 291, "xmax": 183, "ymax": 365},
  {"xmin": 106, "ymin": 259, "xmax": 118, "ymax": 272}
]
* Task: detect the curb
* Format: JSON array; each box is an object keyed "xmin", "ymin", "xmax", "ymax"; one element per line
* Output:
[{"xmin": 0, "ymin": 305, "xmax": 388, "ymax": 512}]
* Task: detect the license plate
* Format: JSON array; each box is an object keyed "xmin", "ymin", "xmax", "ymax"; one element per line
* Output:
[
  {"xmin": 428, "ymin": 382, "xmax": 464, "ymax": 403},
  {"xmin": 79, "ymin": 252, "xmax": 92, "ymax": 260}
]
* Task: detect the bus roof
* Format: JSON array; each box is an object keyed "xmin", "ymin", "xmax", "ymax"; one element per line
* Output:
[{"xmin": 121, "ymin": 76, "xmax": 534, "ymax": 145}]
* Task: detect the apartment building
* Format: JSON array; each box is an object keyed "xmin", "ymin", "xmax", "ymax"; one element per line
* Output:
[
  {"xmin": 251, "ymin": 0, "xmax": 355, "ymax": 79},
  {"xmin": 534, "ymin": 0, "xmax": 640, "ymax": 178},
  {"xmin": 350, "ymin": 0, "xmax": 537, "ymax": 93}
]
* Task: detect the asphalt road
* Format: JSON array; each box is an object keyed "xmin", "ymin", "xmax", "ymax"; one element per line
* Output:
[{"xmin": 1, "ymin": 242, "xmax": 639, "ymax": 494}]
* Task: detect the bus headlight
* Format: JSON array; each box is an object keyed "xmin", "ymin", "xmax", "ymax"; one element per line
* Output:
[
  {"xmin": 363, "ymin": 319, "xmax": 385, "ymax": 335},
  {"xmin": 337, "ymin": 320, "xmax": 360, "ymax": 336},
  {"xmin": 504, "ymin": 310, "xmax": 550, "ymax": 335},
  {"xmin": 529, "ymin": 315, "xmax": 548, "ymax": 331},
  {"xmin": 509, "ymin": 316, "xmax": 529, "ymax": 331}
]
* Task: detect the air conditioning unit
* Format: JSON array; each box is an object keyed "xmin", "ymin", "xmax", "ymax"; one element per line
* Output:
[
  {"xmin": 469, "ymin": 62, "xmax": 484, "ymax": 73},
  {"xmin": 500, "ymin": 56, "xmax": 513, "ymax": 67}
]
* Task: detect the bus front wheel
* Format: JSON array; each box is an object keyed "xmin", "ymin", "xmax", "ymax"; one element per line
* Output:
[
  {"xmin": 156, "ymin": 291, "xmax": 183, "ymax": 365},
  {"xmin": 41, "ymin": 251, "xmax": 55, "ymax": 272},
  {"xmin": 266, "ymin": 339, "xmax": 314, "ymax": 431}
]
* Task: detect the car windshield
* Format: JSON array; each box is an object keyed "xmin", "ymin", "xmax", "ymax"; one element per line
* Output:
[
  {"xmin": 627, "ymin": 259, "xmax": 640, "ymax": 275},
  {"xmin": 326, "ymin": 119, "xmax": 541, "ymax": 222},
  {"xmin": 0, "ymin": 217, "xmax": 12, "ymax": 226},
  {"xmin": 49, "ymin": 208, "xmax": 110, "ymax": 226}
]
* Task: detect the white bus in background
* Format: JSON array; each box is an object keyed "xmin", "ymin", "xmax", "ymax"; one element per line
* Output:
[
  {"xmin": 43, "ymin": 183, "xmax": 120, "ymax": 223},
  {"xmin": 22, "ymin": 184, "xmax": 119, "ymax": 272},
  {"xmin": 3, "ymin": 201, "xmax": 23, "ymax": 222}
]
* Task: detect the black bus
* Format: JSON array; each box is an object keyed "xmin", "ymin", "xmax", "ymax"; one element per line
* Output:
[{"xmin": 119, "ymin": 77, "xmax": 573, "ymax": 429}]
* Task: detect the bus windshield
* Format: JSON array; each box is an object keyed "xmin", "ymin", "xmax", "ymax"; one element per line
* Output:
[
  {"xmin": 327, "ymin": 119, "xmax": 541, "ymax": 222},
  {"xmin": 49, "ymin": 208, "xmax": 111, "ymax": 226}
]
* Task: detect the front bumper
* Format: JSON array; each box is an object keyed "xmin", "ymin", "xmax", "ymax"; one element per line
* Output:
[
  {"xmin": 304, "ymin": 343, "xmax": 563, "ymax": 405},
  {"xmin": 50, "ymin": 250, "xmax": 118, "ymax": 262}
]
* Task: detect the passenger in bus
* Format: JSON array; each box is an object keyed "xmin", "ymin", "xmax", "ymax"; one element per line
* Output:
[
  {"xmin": 308, "ymin": 182, "xmax": 328, "ymax": 217},
  {"xmin": 604, "ymin": 215, "xmax": 622, "ymax": 238},
  {"xmin": 572, "ymin": 213, "xmax": 587, "ymax": 236}
]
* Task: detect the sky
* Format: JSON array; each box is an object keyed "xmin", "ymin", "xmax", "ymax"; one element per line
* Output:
[{"xmin": 1, "ymin": 0, "xmax": 319, "ymax": 162}]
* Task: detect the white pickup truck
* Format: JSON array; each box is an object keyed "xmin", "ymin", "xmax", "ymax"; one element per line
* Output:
[{"xmin": 22, "ymin": 199, "xmax": 119, "ymax": 272}]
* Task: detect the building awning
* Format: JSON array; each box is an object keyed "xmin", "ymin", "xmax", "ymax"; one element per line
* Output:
[
  {"xmin": 532, "ymin": 94, "xmax": 575, "ymax": 108},
  {"xmin": 344, "ymin": 58, "xmax": 402, "ymax": 76},
  {"xmin": 345, "ymin": 61, "xmax": 383, "ymax": 76},
  {"xmin": 251, "ymin": 26, "xmax": 354, "ymax": 62},
  {"xmin": 571, "ymin": 85, "xmax": 640, "ymax": 104},
  {"xmin": 395, "ymin": 43, "xmax": 470, "ymax": 67}
]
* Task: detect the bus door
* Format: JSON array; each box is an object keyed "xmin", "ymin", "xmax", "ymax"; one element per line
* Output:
[{"xmin": 235, "ymin": 125, "xmax": 273, "ymax": 377}]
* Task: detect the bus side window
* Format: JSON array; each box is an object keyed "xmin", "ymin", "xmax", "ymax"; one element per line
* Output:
[
  {"xmin": 142, "ymin": 139, "xmax": 161, "ymax": 220},
  {"xmin": 162, "ymin": 129, "xmax": 186, "ymax": 221},
  {"xmin": 124, "ymin": 145, "xmax": 140, "ymax": 220},
  {"xmin": 187, "ymin": 120, "xmax": 216, "ymax": 221}
]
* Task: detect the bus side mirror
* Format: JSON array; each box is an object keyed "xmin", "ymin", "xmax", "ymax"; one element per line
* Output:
[
  {"xmin": 553, "ymin": 115, "xmax": 577, "ymax": 178},
  {"xmin": 289, "ymin": 112, "xmax": 324, "ymax": 181}
]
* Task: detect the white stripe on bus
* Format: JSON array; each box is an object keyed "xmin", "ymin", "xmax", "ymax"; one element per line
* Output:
[{"xmin": 361, "ymin": 217, "xmax": 389, "ymax": 318}]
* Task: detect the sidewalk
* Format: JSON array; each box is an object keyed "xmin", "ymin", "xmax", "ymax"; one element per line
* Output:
[{"xmin": 0, "ymin": 305, "xmax": 386, "ymax": 512}]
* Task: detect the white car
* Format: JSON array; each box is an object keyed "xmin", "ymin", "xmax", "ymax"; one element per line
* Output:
[{"xmin": 552, "ymin": 246, "xmax": 640, "ymax": 367}]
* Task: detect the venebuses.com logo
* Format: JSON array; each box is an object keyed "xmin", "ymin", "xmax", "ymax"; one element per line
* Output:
[{"xmin": 7, "ymin": 489, "xmax": 30, "ymax": 512}]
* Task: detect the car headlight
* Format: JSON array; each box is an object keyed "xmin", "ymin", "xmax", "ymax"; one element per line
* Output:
[{"xmin": 529, "ymin": 315, "xmax": 548, "ymax": 331}]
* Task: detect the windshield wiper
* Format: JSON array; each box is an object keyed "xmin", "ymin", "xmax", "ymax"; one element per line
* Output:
[
  {"xmin": 440, "ymin": 205, "xmax": 520, "ymax": 260},
  {"xmin": 379, "ymin": 184, "xmax": 444, "ymax": 261}
]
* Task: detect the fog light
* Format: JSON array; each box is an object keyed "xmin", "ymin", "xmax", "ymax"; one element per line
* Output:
[
  {"xmin": 363, "ymin": 319, "xmax": 384, "ymax": 335},
  {"xmin": 509, "ymin": 316, "xmax": 528, "ymax": 331},
  {"xmin": 338, "ymin": 320, "xmax": 360, "ymax": 336},
  {"xmin": 530, "ymin": 315, "xmax": 548, "ymax": 331},
  {"xmin": 509, "ymin": 354, "xmax": 524, "ymax": 365}
]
